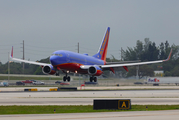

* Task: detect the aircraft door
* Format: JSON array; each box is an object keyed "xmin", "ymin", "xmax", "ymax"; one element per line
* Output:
[{"xmin": 85, "ymin": 58, "xmax": 87, "ymax": 65}]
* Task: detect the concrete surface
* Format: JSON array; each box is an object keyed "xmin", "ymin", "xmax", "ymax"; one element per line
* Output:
[{"xmin": 0, "ymin": 90, "xmax": 179, "ymax": 105}]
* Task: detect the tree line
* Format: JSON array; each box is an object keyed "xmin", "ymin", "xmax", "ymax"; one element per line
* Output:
[{"xmin": 122, "ymin": 38, "xmax": 179, "ymax": 77}]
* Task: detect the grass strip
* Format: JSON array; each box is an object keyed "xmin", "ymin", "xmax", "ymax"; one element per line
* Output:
[{"xmin": 0, "ymin": 105, "xmax": 179, "ymax": 114}]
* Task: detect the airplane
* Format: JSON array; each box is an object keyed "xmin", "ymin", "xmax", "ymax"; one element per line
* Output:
[{"xmin": 10, "ymin": 27, "xmax": 172, "ymax": 82}]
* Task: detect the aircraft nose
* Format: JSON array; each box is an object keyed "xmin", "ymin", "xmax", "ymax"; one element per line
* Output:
[{"xmin": 50, "ymin": 56, "xmax": 59, "ymax": 65}]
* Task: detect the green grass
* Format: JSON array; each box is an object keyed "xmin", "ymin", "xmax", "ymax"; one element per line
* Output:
[{"xmin": 0, "ymin": 105, "xmax": 179, "ymax": 114}]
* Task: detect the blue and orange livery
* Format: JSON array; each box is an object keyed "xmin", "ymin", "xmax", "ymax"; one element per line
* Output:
[
  {"xmin": 93, "ymin": 27, "xmax": 110, "ymax": 62},
  {"xmin": 10, "ymin": 27, "xmax": 172, "ymax": 83}
]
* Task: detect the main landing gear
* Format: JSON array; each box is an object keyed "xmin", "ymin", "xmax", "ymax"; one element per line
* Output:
[
  {"xmin": 90, "ymin": 76, "xmax": 97, "ymax": 82},
  {"xmin": 55, "ymin": 71, "xmax": 60, "ymax": 76},
  {"xmin": 63, "ymin": 73, "xmax": 71, "ymax": 82}
]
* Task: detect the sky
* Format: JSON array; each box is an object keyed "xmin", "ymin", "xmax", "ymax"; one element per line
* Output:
[{"xmin": 0, "ymin": 0, "xmax": 179, "ymax": 63}]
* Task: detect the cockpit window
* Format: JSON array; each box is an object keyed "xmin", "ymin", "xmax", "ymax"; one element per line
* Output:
[
  {"xmin": 52, "ymin": 54, "xmax": 63, "ymax": 57},
  {"xmin": 59, "ymin": 54, "xmax": 63, "ymax": 57}
]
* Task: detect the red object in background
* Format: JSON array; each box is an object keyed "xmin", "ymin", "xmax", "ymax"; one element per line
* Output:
[
  {"xmin": 60, "ymin": 82, "xmax": 70, "ymax": 85},
  {"xmin": 80, "ymin": 84, "xmax": 85, "ymax": 90},
  {"xmin": 21, "ymin": 80, "xmax": 33, "ymax": 83}
]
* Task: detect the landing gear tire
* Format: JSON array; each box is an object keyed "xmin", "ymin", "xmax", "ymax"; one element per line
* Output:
[
  {"xmin": 90, "ymin": 76, "xmax": 97, "ymax": 82},
  {"xmin": 94, "ymin": 77, "xmax": 97, "ymax": 82},
  {"xmin": 63, "ymin": 76, "xmax": 66, "ymax": 82},
  {"xmin": 56, "ymin": 72, "xmax": 59, "ymax": 76},
  {"xmin": 63, "ymin": 76, "xmax": 71, "ymax": 82},
  {"xmin": 67, "ymin": 76, "xmax": 71, "ymax": 82},
  {"xmin": 90, "ymin": 77, "xmax": 93, "ymax": 82}
]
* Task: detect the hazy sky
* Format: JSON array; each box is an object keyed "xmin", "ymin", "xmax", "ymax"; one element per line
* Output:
[{"xmin": 0, "ymin": 0, "xmax": 179, "ymax": 63}]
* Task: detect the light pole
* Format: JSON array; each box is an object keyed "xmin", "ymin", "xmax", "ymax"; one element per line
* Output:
[{"xmin": 8, "ymin": 52, "xmax": 10, "ymax": 80}]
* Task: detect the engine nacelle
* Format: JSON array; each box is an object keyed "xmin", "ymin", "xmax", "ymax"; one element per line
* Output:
[
  {"xmin": 88, "ymin": 65, "xmax": 103, "ymax": 76},
  {"xmin": 42, "ymin": 65, "xmax": 56, "ymax": 75}
]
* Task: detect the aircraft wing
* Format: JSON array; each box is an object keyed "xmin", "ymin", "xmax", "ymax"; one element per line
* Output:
[
  {"xmin": 11, "ymin": 57, "xmax": 49, "ymax": 66},
  {"xmin": 101, "ymin": 49, "xmax": 172, "ymax": 69},
  {"xmin": 80, "ymin": 49, "xmax": 172, "ymax": 70},
  {"xmin": 10, "ymin": 47, "xmax": 49, "ymax": 66},
  {"xmin": 106, "ymin": 60, "xmax": 140, "ymax": 65},
  {"xmin": 102, "ymin": 60, "xmax": 164, "ymax": 68}
]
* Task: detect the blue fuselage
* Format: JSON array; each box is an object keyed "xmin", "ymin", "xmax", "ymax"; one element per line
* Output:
[{"xmin": 50, "ymin": 50, "xmax": 104, "ymax": 71}]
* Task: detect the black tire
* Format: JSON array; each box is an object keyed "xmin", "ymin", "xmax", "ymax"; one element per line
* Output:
[
  {"xmin": 67, "ymin": 76, "xmax": 70, "ymax": 82},
  {"xmin": 94, "ymin": 77, "xmax": 97, "ymax": 82},
  {"xmin": 63, "ymin": 76, "xmax": 66, "ymax": 82},
  {"xmin": 90, "ymin": 77, "xmax": 93, "ymax": 82},
  {"xmin": 56, "ymin": 72, "xmax": 59, "ymax": 76}
]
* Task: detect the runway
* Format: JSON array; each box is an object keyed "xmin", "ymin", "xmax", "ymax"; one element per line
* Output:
[
  {"xmin": 0, "ymin": 90, "xmax": 179, "ymax": 105},
  {"xmin": 0, "ymin": 89, "xmax": 179, "ymax": 120},
  {"xmin": 0, "ymin": 110, "xmax": 179, "ymax": 120}
]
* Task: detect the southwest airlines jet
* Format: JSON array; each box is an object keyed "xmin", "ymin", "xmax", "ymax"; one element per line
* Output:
[{"xmin": 10, "ymin": 27, "xmax": 172, "ymax": 82}]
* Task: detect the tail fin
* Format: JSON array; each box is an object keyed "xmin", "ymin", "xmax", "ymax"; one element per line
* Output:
[{"xmin": 93, "ymin": 27, "xmax": 110, "ymax": 61}]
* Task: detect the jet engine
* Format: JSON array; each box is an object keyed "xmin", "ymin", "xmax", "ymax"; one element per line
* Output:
[
  {"xmin": 42, "ymin": 65, "xmax": 56, "ymax": 75},
  {"xmin": 88, "ymin": 65, "xmax": 103, "ymax": 76}
]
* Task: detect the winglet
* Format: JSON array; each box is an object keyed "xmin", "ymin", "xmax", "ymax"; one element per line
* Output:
[
  {"xmin": 11, "ymin": 46, "xmax": 13, "ymax": 58},
  {"xmin": 163, "ymin": 49, "xmax": 172, "ymax": 62}
]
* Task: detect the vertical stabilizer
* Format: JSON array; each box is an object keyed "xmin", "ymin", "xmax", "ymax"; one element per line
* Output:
[{"xmin": 93, "ymin": 27, "xmax": 110, "ymax": 61}]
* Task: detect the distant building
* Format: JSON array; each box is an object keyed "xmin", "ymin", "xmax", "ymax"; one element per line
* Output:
[{"xmin": 154, "ymin": 71, "xmax": 164, "ymax": 77}]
